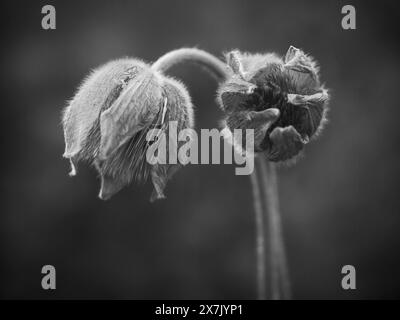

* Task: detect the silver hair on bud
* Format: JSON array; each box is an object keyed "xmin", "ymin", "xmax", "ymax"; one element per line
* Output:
[
  {"xmin": 62, "ymin": 57, "xmax": 195, "ymax": 201},
  {"xmin": 61, "ymin": 47, "xmax": 331, "ymax": 301}
]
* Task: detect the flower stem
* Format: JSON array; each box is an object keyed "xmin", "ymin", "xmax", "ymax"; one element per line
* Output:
[
  {"xmin": 256, "ymin": 157, "xmax": 291, "ymax": 299},
  {"xmin": 250, "ymin": 166, "xmax": 267, "ymax": 300},
  {"xmin": 152, "ymin": 48, "xmax": 290, "ymax": 299},
  {"xmin": 152, "ymin": 48, "xmax": 228, "ymax": 81}
]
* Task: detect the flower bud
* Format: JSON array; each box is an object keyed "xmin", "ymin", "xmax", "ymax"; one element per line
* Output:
[
  {"xmin": 62, "ymin": 58, "xmax": 194, "ymax": 201},
  {"xmin": 217, "ymin": 46, "xmax": 329, "ymax": 162}
]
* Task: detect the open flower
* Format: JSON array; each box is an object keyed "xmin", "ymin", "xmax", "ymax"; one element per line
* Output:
[
  {"xmin": 62, "ymin": 58, "xmax": 194, "ymax": 201},
  {"xmin": 217, "ymin": 46, "xmax": 329, "ymax": 162}
]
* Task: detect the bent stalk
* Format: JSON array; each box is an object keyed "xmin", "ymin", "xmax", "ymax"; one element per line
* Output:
[{"xmin": 153, "ymin": 48, "xmax": 290, "ymax": 299}]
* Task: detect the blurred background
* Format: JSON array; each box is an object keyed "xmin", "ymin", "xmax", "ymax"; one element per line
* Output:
[{"xmin": 1, "ymin": 0, "xmax": 400, "ymax": 299}]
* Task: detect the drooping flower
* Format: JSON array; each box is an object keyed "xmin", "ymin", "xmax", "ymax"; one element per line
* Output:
[
  {"xmin": 217, "ymin": 46, "xmax": 329, "ymax": 162},
  {"xmin": 62, "ymin": 58, "xmax": 194, "ymax": 201}
]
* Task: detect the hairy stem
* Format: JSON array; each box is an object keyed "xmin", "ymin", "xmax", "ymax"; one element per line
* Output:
[
  {"xmin": 152, "ymin": 48, "xmax": 290, "ymax": 299},
  {"xmin": 250, "ymin": 168, "xmax": 267, "ymax": 300},
  {"xmin": 152, "ymin": 48, "xmax": 228, "ymax": 81},
  {"xmin": 258, "ymin": 158, "xmax": 291, "ymax": 299}
]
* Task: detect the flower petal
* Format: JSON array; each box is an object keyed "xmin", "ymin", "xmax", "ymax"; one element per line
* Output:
[
  {"xmin": 99, "ymin": 67, "xmax": 162, "ymax": 160},
  {"xmin": 98, "ymin": 173, "xmax": 125, "ymax": 200},
  {"xmin": 284, "ymin": 46, "xmax": 320, "ymax": 92},
  {"xmin": 267, "ymin": 126, "xmax": 304, "ymax": 162},
  {"xmin": 63, "ymin": 59, "xmax": 145, "ymax": 160},
  {"xmin": 287, "ymin": 91, "xmax": 329, "ymax": 137},
  {"xmin": 148, "ymin": 77, "xmax": 195, "ymax": 202}
]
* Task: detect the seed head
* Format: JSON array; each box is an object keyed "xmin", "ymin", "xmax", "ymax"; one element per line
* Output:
[
  {"xmin": 62, "ymin": 58, "xmax": 194, "ymax": 201},
  {"xmin": 217, "ymin": 46, "xmax": 329, "ymax": 162}
]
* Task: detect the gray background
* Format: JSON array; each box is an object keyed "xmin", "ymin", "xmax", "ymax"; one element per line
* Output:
[{"xmin": 1, "ymin": 0, "xmax": 400, "ymax": 299}]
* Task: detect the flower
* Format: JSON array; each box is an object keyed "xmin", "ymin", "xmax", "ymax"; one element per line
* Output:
[
  {"xmin": 217, "ymin": 46, "xmax": 329, "ymax": 162},
  {"xmin": 62, "ymin": 58, "xmax": 194, "ymax": 201}
]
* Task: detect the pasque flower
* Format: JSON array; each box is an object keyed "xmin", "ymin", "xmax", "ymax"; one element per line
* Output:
[
  {"xmin": 217, "ymin": 46, "xmax": 329, "ymax": 162},
  {"xmin": 62, "ymin": 58, "xmax": 194, "ymax": 201},
  {"xmin": 61, "ymin": 47, "xmax": 330, "ymax": 299}
]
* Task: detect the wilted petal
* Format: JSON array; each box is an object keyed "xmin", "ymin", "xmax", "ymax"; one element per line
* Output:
[
  {"xmin": 98, "ymin": 173, "xmax": 125, "ymax": 200},
  {"xmin": 63, "ymin": 57, "xmax": 195, "ymax": 201},
  {"xmin": 284, "ymin": 45, "xmax": 320, "ymax": 92},
  {"xmin": 149, "ymin": 164, "xmax": 169, "ymax": 202},
  {"xmin": 226, "ymin": 50, "xmax": 245, "ymax": 76},
  {"xmin": 99, "ymin": 68, "xmax": 162, "ymax": 160},
  {"xmin": 284, "ymin": 46, "xmax": 299, "ymax": 64},
  {"xmin": 287, "ymin": 91, "xmax": 329, "ymax": 137},
  {"xmin": 147, "ymin": 77, "xmax": 194, "ymax": 201},
  {"xmin": 284, "ymin": 46, "xmax": 317, "ymax": 73},
  {"xmin": 62, "ymin": 59, "xmax": 145, "ymax": 159},
  {"xmin": 267, "ymin": 126, "xmax": 304, "ymax": 162},
  {"xmin": 68, "ymin": 157, "xmax": 78, "ymax": 176}
]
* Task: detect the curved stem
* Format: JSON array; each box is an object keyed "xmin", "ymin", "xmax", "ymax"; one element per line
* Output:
[
  {"xmin": 152, "ymin": 48, "xmax": 228, "ymax": 81},
  {"xmin": 151, "ymin": 47, "xmax": 290, "ymax": 299}
]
